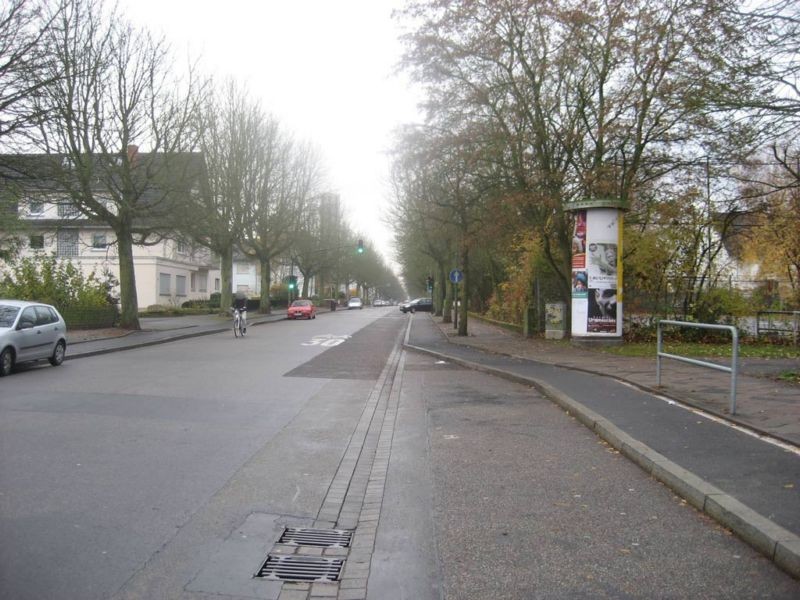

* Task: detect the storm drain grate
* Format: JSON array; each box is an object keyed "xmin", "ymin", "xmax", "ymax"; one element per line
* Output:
[
  {"xmin": 256, "ymin": 555, "xmax": 344, "ymax": 582},
  {"xmin": 278, "ymin": 527, "xmax": 353, "ymax": 548}
]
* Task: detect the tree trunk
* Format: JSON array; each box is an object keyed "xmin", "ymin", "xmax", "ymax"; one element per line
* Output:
[
  {"xmin": 116, "ymin": 229, "xmax": 140, "ymax": 330},
  {"xmin": 220, "ymin": 245, "xmax": 233, "ymax": 312},
  {"xmin": 437, "ymin": 265, "xmax": 447, "ymax": 316},
  {"xmin": 442, "ymin": 277, "xmax": 452, "ymax": 324},
  {"xmin": 458, "ymin": 245, "xmax": 469, "ymax": 336},
  {"xmin": 260, "ymin": 256, "xmax": 272, "ymax": 314}
]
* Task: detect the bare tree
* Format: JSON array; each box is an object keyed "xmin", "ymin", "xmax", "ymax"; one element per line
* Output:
[
  {"xmin": 0, "ymin": 0, "xmax": 61, "ymax": 145},
  {"xmin": 29, "ymin": 0, "xmax": 206, "ymax": 328},
  {"xmin": 390, "ymin": 128, "xmax": 458, "ymax": 316},
  {"xmin": 242, "ymin": 122, "xmax": 322, "ymax": 313},
  {"xmin": 393, "ymin": 126, "xmax": 491, "ymax": 335},
  {"xmin": 291, "ymin": 193, "xmax": 354, "ymax": 300},
  {"xmin": 0, "ymin": 0, "xmax": 63, "ymax": 259},
  {"xmin": 184, "ymin": 80, "xmax": 258, "ymax": 313}
]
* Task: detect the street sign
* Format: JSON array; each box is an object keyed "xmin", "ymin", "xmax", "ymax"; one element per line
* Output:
[{"xmin": 449, "ymin": 269, "xmax": 463, "ymax": 284}]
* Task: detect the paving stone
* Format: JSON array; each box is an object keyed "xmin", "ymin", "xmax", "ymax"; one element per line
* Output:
[
  {"xmin": 337, "ymin": 588, "xmax": 367, "ymax": 600},
  {"xmin": 310, "ymin": 582, "xmax": 339, "ymax": 597},
  {"xmin": 339, "ymin": 577, "xmax": 368, "ymax": 589},
  {"xmin": 279, "ymin": 590, "xmax": 309, "ymax": 600}
]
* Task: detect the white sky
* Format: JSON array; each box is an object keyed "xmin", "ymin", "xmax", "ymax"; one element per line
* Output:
[{"xmin": 121, "ymin": 0, "xmax": 422, "ymax": 269}]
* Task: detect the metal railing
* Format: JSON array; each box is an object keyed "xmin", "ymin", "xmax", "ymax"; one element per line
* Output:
[
  {"xmin": 656, "ymin": 320, "xmax": 739, "ymax": 415},
  {"xmin": 756, "ymin": 311, "xmax": 799, "ymax": 345}
]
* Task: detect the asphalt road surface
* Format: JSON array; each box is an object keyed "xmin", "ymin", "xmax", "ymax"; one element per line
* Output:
[
  {"xmin": 0, "ymin": 308, "xmax": 397, "ymax": 600},
  {"xmin": 1, "ymin": 308, "xmax": 797, "ymax": 599}
]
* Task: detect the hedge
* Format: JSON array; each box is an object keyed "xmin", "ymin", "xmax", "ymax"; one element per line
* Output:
[{"xmin": 60, "ymin": 305, "xmax": 118, "ymax": 329}]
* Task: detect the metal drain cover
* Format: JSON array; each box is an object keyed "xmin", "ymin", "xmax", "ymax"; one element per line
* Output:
[
  {"xmin": 256, "ymin": 555, "xmax": 344, "ymax": 582},
  {"xmin": 278, "ymin": 527, "xmax": 353, "ymax": 548}
]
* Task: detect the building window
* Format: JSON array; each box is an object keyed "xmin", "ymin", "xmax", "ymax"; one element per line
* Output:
[
  {"xmin": 29, "ymin": 235, "xmax": 45, "ymax": 249},
  {"xmin": 215, "ymin": 278, "xmax": 220, "ymax": 292},
  {"xmin": 190, "ymin": 273, "xmax": 196, "ymax": 292},
  {"xmin": 199, "ymin": 273, "xmax": 208, "ymax": 293},
  {"xmin": 176, "ymin": 275, "xmax": 186, "ymax": 296},
  {"xmin": 159, "ymin": 273, "xmax": 171, "ymax": 296},
  {"xmin": 57, "ymin": 230, "xmax": 79, "ymax": 257},
  {"xmin": 28, "ymin": 200, "xmax": 44, "ymax": 215},
  {"xmin": 92, "ymin": 233, "xmax": 108, "ymax": 249},
  {"xmin": 57, "ymin": 202, "xmax": 80, "ymax": 218},
  {"xmin": 236, "ymin": 262, "xmax": 249, "ymax": 274}
]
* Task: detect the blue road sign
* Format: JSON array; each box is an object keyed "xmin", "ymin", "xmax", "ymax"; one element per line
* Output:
[{"xmin": 449, "ymin": 269, "xmax": 463, "ymax": 284}]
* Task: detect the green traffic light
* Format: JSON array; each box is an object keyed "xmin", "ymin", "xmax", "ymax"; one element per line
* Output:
[{"xmin": 357, "ymin": 238, "xmax": 364, "ymax": 254}]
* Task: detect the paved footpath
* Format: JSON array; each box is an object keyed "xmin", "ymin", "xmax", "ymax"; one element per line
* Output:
[{"xmin": 405, "ymin": 314, "xmax": 800, "ymax": 580}]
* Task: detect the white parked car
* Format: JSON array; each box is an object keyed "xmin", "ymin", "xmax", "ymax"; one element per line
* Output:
[
  {"xmin": 0, "ymin": 300, "xmax": 67, "ymax": 376},
  {"xmin": 347, "ymin": 297, "xmax": 363, "ymax": 310}
]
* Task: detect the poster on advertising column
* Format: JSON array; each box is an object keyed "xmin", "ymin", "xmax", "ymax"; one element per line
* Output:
[
  {"xmin": 571, "ymin": 210, "xmax": 589, "ymax": 334},
  {"xmin": 586, "ymin": 209, "xmax": 620, "ymax": 334},
  {"xmin": 571, "ymin": 208, "xmax": 622, "ymax": 336}
]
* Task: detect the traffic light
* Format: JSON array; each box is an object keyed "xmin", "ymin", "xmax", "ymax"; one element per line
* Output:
[
  {"xmin": 426, "ymin": 275, "xmax": 434, "ymax": 292},
  {"xmin": 357, "ymin": 239, "xmax": 364, "ymax": 254},
  {"xmin": 287, "ymin": 275, "xmax": 297, "ymax": 290}
]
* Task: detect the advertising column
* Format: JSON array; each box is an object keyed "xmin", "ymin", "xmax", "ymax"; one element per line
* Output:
[{"xmin": 565, "ymin": 199, "xmax": 626, "ymax": 340}]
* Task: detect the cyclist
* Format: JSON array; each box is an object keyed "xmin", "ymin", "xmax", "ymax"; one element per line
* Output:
[{"xmin": 232, "ymin": 291, "xmax": 247, "ymax": 335}]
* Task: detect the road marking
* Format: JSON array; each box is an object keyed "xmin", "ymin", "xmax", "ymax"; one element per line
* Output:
[{"xmin": 301, "ymin": 334, "xmax": 352, "ymax": 347}]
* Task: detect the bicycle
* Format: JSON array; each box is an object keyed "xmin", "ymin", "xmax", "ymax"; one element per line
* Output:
[{"xmin": 231, "ymin": 307, "xmax": 247, "ymax": 338}]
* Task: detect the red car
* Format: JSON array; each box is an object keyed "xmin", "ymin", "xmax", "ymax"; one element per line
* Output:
[{"xmin": 288, "ymin": 299, "xmax": 316, "ymax": 320}]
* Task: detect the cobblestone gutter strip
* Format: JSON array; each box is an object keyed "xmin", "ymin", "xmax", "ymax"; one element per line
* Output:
[
  {"xmin": 403, "ymin": 342, "xmax": 800, "ymax": 581},
  {"xmin": 276, "ymin": 327, "xmax": 406, "ymax": 600}
]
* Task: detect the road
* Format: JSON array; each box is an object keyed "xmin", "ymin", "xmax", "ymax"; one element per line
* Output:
[{"xmin": 1, "ymin": 308, "xmax": 797, "ymax": 599}]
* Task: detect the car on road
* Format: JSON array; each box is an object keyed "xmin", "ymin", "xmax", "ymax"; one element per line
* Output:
[
  {"xmin": 400, "ymin": 297, "xmax": 433, "ymax": 313},
  {"xmin": 0, "ymin": 300, "xmax": 67, "ymax": 376},
  {"xmin": 287, "ymin": 299, "xmax": 316, "ymax": 320},
  {"xmin": 347, "ymin": 297, "xmax": 363, "ymax": 310}
]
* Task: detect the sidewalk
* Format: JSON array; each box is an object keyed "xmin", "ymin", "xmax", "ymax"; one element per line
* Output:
[
  {"xmin": 430, "ymin": 316, "xmax": 800, "ymax": 445},
  {"xmin": 404, "ymin": 313, "xmax": 800, "ymax": 579},
  {"xmin": 66, "ymin": 308, "xmax": 312, "ymax": 358}
]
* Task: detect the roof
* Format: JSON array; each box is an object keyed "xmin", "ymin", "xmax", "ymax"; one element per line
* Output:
[{"xmin": 0, "ymin": 151, "xmax": 206, "ymax": 209}]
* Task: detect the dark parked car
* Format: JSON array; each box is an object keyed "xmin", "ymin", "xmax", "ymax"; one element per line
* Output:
[
  {"xmin": 0, "ymin": 300, "xmax": 67, "ymax": 376},
  {"xmin": 400, "ymin": 297, "xmax": 433, "ymax": 313}
]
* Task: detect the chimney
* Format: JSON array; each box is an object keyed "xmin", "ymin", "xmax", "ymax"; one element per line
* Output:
[{"xmin": 127, "ymin": 144, "xmax": 139, "ymax": 166}]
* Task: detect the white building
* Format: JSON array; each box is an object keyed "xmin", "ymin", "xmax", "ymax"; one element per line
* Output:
[{"xmin": 1, "ymin": 153, "xmax": 220, "ymax": 308}]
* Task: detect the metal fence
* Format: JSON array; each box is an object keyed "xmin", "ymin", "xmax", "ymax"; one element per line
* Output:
[
  {"xmin": 756, "ymin": 311, "xmax": 800, "ymax": 345},
  {"xmin": 656, "ymin": 320, "xmax": 739, "ymax": 415}
]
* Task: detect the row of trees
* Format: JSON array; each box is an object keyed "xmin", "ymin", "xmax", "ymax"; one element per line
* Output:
[
  {"xmin": 389, "ymin": 0, "xmax": 799, "ymax": 334},
  {"xmin": 0, "ymin": 0, "xmax": 401, "ymax": 328}
]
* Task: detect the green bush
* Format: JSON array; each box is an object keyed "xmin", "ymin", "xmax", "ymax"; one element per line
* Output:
[
  {"xmin": 181, "ymin": 299, "xmax": 210, "ymax": 309},
  {"xmin": 0, "ymin": 254, "xmax": 116, "ymax": 307},
  {"xmin": 209, "ymin": 292, "xmax": 221, "ymax": 308},
  {"xmin": 0, "ymin": 254, "xmax": 118, "ymax": 328},
  {"xmin": 684, "ymin": 287, "xmax": 750, "ymax": 342}
]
